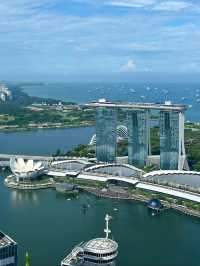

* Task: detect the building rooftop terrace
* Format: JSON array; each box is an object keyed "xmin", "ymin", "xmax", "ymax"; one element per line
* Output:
[
  {"xmin": 86, "ymin": 100, "xmax": 187, "ymax": 111},
  {"xmin": 0, "ymin": 232, "xmax": 16, "ymax": 248},
  {"xmin": 84, "ymin": 238, "xmax": 118, "ymax": 253}
]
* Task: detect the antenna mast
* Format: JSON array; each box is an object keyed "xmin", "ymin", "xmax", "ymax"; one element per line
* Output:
[{"xmin": 104, "ymin": 214, "xmax": 112, "ymax": 239}]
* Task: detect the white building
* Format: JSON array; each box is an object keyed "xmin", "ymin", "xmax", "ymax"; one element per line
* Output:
[
  {"xmin": 10, "ymin": 157, "xmax": 46, "ymax": 182},
  {"xmin": 0, "ymin": 85, "xmax": 12, "ymax": 102}
]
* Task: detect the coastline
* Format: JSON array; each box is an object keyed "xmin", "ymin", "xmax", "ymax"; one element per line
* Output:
[
  {"xmin": 0, "ymin": 121, "xmax": 94, "ymax": 133},
  {"xmin": 82, "ymin": 186, "xmax": 200, "ymax": 219}
]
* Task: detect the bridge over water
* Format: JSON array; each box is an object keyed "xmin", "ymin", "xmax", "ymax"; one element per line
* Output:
[
  {"xmin": 77, "ymin": 172, "xmax": 200, "ymax": 203},
  {"xmin": 136, "ymin": 182, "xmax": 200, "ymax": 203}
]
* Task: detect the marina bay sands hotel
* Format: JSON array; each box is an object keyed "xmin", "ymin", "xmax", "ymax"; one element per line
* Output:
[{"xmin": 86, "ymin": 100, "xmax": 188, "ymax": 170}]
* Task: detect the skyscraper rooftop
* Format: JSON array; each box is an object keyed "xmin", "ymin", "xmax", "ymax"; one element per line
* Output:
[
  {"xmin": 85, "ymin": 100, "xmax": 187, "ymax": 112},
  {"xmin": 0, "ymin": 231, "xmax": 17, "ymax": 248}
]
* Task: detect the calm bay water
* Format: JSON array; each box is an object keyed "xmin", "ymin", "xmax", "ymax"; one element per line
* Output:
[
  {"xmin": 1, "ymin": 173, "xmax": 200, "ymax": 266},
  {"xmin": 1, "ymin": 83, "xmax": 200, "ymax": 266},
  {"xmin": 0, "ymin": 127, "xmax": 200, "ymax": 266},
  {"xmin": 0, "ymin": 126, "xmax": 94, "ymax": 155}
]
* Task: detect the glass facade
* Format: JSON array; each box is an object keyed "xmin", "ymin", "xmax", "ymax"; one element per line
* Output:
[
  {"xmin": 94, "ymin": 104, "xmax": 184, "ymax": 170},
  {"xmin": 0, "ymin": 233, "xmax": 18, "ymax": 266},
  {"xmin": 87, "ymin": 165, "xmax": 140, "ymax": 178},
  {"xmin": 160, "ymin": 111, "xmax": 179, "ymax": 170},
  {"xmin": 127, "ymin": 110, "xmax": 149, "ymax": 167},
  {"xmin": 96, "ymin": 107, "xmax": 117, "ymax": 163}
]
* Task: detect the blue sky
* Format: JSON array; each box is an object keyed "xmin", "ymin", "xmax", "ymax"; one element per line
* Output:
[{"xmin": 0, "ymin": 0, "xmax": 200, "ymax": 81}]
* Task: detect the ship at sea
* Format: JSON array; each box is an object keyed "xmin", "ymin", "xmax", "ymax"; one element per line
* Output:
[{"xmin": 61, "ymin": 214, "xmax": 118, "ymax": 266}]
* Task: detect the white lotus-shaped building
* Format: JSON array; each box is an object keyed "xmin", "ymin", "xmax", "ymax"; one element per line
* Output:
[{"xmin": 10, "ymin": 158, "xmax": 46, "ymax": 181}]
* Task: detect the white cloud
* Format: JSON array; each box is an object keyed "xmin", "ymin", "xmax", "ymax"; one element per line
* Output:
[
  {"xmin": 180, "ymin": 62, "xmax": 200, "ymax": 72},
  {"xmin": 105, "ymin": 0, "xmax": 200, "ymax": 12},
  {"xmin": 120, "ymin": 59, "xmax": 136, "ymax": 72},
  {"xmin": 107, "ymin": 0, "xmax": 155, "ymax": 8},
  {"xmin": 153, "ymin": 1, "xmax": 192, "ymax": 11},
  {"xmin": 0, "ymin": 0, "xmax": 200, "ymax": 77},
  {"xmin": 144, "ymin": 67, "xmax": 153, "ymax": 72},
  {"xmin": 127, "ymin": 42, "xmax": 163, "ymax": 52}
]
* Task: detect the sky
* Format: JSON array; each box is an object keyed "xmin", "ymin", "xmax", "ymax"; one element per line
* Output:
[{"xmin": 0, "ymin": 0, "xmax": 200, "ymax": 81}]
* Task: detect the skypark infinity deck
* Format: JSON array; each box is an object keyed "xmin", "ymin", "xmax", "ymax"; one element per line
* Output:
[
  {"xmin": 86, "ymin": 99, "xmax": 188, "ymax": 170},
  {"xmin": 85, "ymin": 100, "xmax": 187, "ymax": 112}
]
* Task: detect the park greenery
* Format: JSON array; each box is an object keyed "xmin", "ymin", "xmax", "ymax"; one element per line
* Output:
[
  {"xmin": 53, "ymin": 144, "xmax": 95, "ymax": 158},
  {"xmin": 0, "ymin": 105, "xmax": 94, "ymax": 128},
  {"xmin": 0, "ymin": 86, "xmax": 95, "ymax": 129}
]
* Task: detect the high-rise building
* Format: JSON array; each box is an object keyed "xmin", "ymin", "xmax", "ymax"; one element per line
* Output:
[
  {"xmin": 160, "ymin": 111, "xmax": 179, "ymax": 169},
  {"xmin": 160, "ymin": 111, "xmax": 186, "ymax": 170},
  {"xmin": 0, "ymin": 231, "xmax": 18, "ymax": 266},
  {"xmin": 96, "ymin": 107, "xmax": 117, "ymax": 163},
  {"xmin": 86, "ymin": 100, "xmax": 187, "ymax": 170},
  {"xmin": 127, "ymin": 110, "xmax": 150, "ymax": 167}
]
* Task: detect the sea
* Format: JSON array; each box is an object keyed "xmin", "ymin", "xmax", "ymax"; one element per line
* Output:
[
  {"xmin": 19, "ymin": 82, "xmax": 200, "ymax": 122},
  {"xmin": 1, "ymin": 82, "xmax": 200, "ymax": 266}
]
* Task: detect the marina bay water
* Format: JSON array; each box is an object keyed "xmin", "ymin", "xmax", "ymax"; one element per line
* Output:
[
  {"xmin": 1, "ymin": 82, "xmax": 200, "ymax": 266},
  {"xmin": 1, "ymin": 173, "xmax": 200, "ymax": 266},
  {"xmin": 20, "ymin": 82, "xmax": 200, "ymax": 121},
  {"xmin": 0, "ymin": 126, "xmax": 94, "ymax": 155},
  {"xmin": 0, "ymin": 128, "xmax": 200, "ymax": 266}
]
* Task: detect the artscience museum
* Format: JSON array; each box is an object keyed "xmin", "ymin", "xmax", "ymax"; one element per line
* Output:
[{"xmin": 10, "ymin": 157, "xmax": 46, "ymax": 182}]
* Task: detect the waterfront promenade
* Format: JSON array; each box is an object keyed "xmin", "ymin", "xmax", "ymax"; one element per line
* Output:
[
  {"xmin": 3, "ymin": 153, "xmax": 200, "ymax": 205},
  {"xmin": 83, "ymin": 186, "xmax": 200, "ymax": 219},
  {"xmin": 77, "ymin": 171, "xmax": 200, "ymax": 204}
]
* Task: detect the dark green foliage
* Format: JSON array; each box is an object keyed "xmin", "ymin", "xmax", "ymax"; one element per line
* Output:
[
  {"xmin": 117, "ymin": 140, "xmax": 128, "ymax": 156},
  {"xmin": 150, "ymin": 127, "xmax": 160, "ymax": 155},
  {"xmin": 185, "ymin": 128, "xmax": 200, "ymax": 171},
  {"xmin": 53, "ymin": 144, "xmax": 95, "ymax": 158}
]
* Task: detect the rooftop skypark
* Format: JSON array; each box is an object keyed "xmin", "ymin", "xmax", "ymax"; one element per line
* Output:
[{"xmin": 86, "ymin": 99, "xmax": 188, "ymax": 171}]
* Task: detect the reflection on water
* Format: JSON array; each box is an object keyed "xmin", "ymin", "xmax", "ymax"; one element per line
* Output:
[
  {"xmin": 2, "ymin": 170, "xmax": 200, "ymax": 266},
  {"xmin": 10, "ymin": 190, "xmax": 39, "ymax": 206}
]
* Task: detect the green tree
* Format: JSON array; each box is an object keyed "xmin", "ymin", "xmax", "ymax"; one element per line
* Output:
[{"xmin": 25, "ymin": 252, "xmax": 30, "ymax": 266}]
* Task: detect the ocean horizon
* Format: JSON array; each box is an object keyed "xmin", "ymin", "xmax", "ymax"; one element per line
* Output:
[{"xmin": 13, "ymin": 81, "xmax": 200, "ymax": 122}]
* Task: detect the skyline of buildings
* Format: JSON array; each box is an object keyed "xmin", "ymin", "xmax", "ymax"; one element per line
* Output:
[{"xmin": 87, "ymin": 100, "xmax": 188, "ymax": 170}]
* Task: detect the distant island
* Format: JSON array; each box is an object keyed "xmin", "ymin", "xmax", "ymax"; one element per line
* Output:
[{"xmin": 0, "ymin": 83, "xmax": 95, "ymax": 131}]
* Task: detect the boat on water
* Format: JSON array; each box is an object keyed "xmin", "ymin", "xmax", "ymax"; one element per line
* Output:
[
  {"xmin": 61, "ymin": 214, "xmax": 118, "ymax": 266},
  {"xmin": 55, "ymin": 183, "xmax": 79, "ymax": 194}
]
